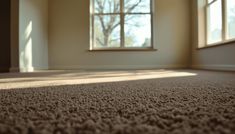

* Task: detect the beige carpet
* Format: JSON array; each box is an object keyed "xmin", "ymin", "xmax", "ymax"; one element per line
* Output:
[{"xmin": 0, "ymin": 69, "xmax": 234, "ymax": 134}]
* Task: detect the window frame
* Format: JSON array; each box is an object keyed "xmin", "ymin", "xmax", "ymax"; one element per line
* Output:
[
  {"xmin": 90, "ymin": 0, "xmax": 155, "ymax": 51},
  {"xmin": 205, "ymin": 0, "xmax": 235, "ymax": 46}
]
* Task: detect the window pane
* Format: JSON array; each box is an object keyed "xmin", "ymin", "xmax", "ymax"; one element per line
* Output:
[
  {"xmin": 124, "ymin": 0, "xmax": 151, "ymax": 13},
  {"xmin": 226, "ymin": 0, "xmax": 235, "ymax": 39},
  {"xmin": 94, "ymin": 0, "xmax": 120, "ymax": 13},
  {"xmin": 124, "ymin": 15, "xmax": 151, "ymax": 47},
  {"xmin": 207, "ymin": 0, "xmax": 222, "ymax": 44},
  {"xmin": 94, "ymin": 15, "xmax": 121, "ymax": 48},
  {"xmin": 208, "ymin": 0, "xmax": 214, "ymax": 4}
]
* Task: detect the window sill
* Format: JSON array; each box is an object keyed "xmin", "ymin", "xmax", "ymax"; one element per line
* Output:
[
  {"xmin": 88, "ymin": 48, "xmax": 158, "ymax": 52},
  {"xmin": 197, "ymin": 39, "xmax": 235, "ymax": 50}
]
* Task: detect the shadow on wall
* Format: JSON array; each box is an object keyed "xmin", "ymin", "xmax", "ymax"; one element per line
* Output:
[
  {"xmin": 20, "ymin": 21, "xmax": 33, "ymax": 72},
  {"xmin": 0, "ymin": 0, "xmax": 11, "ymax": 72}
]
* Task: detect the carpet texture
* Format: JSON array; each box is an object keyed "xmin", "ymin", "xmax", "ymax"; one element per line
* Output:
[{"xmin": 0, "ymin": 70, "xmax": 235, "ymax": 134}]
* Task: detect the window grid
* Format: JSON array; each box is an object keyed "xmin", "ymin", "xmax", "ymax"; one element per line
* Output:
[
  {"xmin": 90, "ymin": 0, "xmax": 154, "ymax": 50},
  {"xmin": 206, "ymin": 0, "xmax": 235, "ymax": 45}
]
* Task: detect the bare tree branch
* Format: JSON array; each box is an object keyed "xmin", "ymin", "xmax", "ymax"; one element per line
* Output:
[
  {"xmin": 95, "ymin": 0, "xmax": 144, "ymax": 46},
  {"xmin": 96, "ymin": 38, "xmax": 105, "ymax": 46},
  {"xmin": 126, "ymin": 0, "xmax": 142, "ymax": 13}
]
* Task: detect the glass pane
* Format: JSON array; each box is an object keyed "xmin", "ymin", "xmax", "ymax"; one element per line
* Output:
[
  {"xmin": 94, "ymin": 15, "xmax": 121, "ymax": 48},
  {"xmin": 226, "ymin": 0, "xmax": 235, "ymax": 39},
  {"xmin": 207, "ymin": 0, "xmax": 222, "ymax": 44},
  {"xmin": 124, "ymin": 0, "xmax": 151, "ymax": 13},
  {"xmin": 124, "ymin": 15, "xmax": 151, "ymax": 47},
  {"xmin": 94, "ymin": 0, "xmax": 120, "ymax": 13},
  {"xmin": 208, "ymin": 0, "xmax": 214, "ymax": 4}
]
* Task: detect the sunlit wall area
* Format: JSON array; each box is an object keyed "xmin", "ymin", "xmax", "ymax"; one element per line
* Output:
[{"xmin": 19, "ymin": 0, "xmax": 49, "ymax": 72}]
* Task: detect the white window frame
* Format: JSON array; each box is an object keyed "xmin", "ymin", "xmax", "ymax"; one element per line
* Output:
[
  {"xmin": 90, "ymin": 0, "xmax": 155, "ymax": 51},
  {"xmin": 205, "ymin": 0, "xmax": 235, "ymax": 46}
]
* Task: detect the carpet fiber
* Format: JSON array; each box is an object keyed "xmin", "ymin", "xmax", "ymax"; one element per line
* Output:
[{"xmin": 0, "ymin": 70, "xmax": 235, "ymax": 134}]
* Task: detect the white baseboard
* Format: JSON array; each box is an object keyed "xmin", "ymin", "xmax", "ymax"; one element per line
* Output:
[
  {"xmin": 49, "ymin": 64, "xmax": 188, "ymax": 70},
  {"xmin": 192, "ymin": 65, "xmax": 235, "ymax": 71},
  {"xmin": 20, "ymin": 67, "xmax": 35, "ymax": 72},
  {"xmin": 19, "ymin": 66, "xmax": 49, "ymax": 72}
]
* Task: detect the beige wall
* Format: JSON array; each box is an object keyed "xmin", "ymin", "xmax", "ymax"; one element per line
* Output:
[
  {"xmin": 191, "ymin": 0, "xmax": 235, "ymax": 71},
  {"xmin": 9, "ymin": 0, "xmax": 235, "ymax": 72},
  {"xmin": 48, "ymin": 0, "xmax": 191, "ymax": 70},
  {"xmin": 19, "ymin": 0, "xmax": 48, "ymax": 72}
]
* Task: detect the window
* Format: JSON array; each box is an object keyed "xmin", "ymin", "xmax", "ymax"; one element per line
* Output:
[
  {"xmin": 226, "ymin": 0, "xmax": 235, "ymax": 39},
  {"xmin": 206, "ymin": 0, "xmax": 222, "ymax": 44},
  {"xmin": 90, "ymin": 0, "xmax": 153, "ymax": 50},
  {"xmin": 206, "ymin": 0, "xmax": 235, "ymax": 45}
]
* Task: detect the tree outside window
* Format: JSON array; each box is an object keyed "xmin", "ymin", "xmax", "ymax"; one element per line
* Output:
[{"xmin": 90, "ymin": 0, "xmax": 153, "ymax": 49}]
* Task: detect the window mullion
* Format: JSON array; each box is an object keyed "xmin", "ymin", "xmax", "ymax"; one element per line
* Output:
[
  {"xmin": 120, "ymin": 0, "xmax": 125, "ymax": 48},
  {"xmin": 206, "ymin": 0, "xmax": 209, "ymax": 45},
  {"xmin": 150, "ymin": 0, "xmax": 153, "ymax": 49},
  {"xmin": 222, "ymin": 0, "xmax": 227, "ymax": 41},
  {"xmin": 92, "ymin": 0, "xmax": 95, "ymax": 49}
]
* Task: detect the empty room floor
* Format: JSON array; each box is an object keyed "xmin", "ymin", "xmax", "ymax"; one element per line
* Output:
[{"xmin": 0, "ymin": 69, "xmax": 235, "ymax": 134}]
